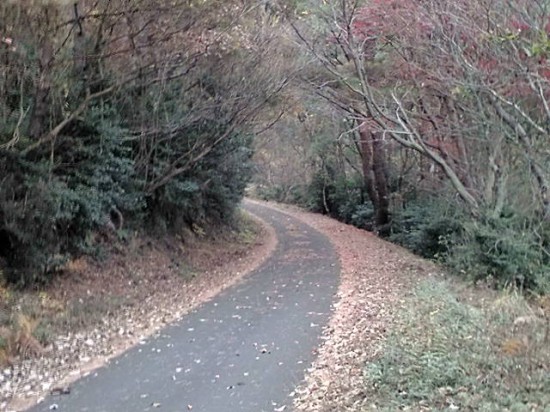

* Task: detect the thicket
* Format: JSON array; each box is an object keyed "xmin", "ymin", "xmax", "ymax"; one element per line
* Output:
[
  {"xmin": 0, "ymin": 1, "xmax": 284, "ymax": 286},
  {"xmin": 0, "ymin": 106, "xmax": 142, "ymax": 284}
]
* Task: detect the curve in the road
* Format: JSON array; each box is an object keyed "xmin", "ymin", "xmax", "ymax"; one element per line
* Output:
[{"xmin": 29, "ymin": 200, "xmax": 340, "ymax": 412}]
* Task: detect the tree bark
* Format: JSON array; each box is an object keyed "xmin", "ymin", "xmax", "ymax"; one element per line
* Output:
[
  {"xmin": 359, "ymin": 122, "xmax": 390, "ymax": 229},
  {"xmin": 28, "ymin": 40, "xmax": 53, "ymax": 140},
  {"xmin": 372, "ymin": 131, "xmax": 390, "ymax": 227},
  {"xmin": 359, "ymin": 124, "xmax": 378, "ymax": 206}
]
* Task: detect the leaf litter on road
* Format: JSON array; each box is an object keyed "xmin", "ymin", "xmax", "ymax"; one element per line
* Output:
[{"xmin": 249, "ymin": 200, "xmax": 436, "ymax": 412}]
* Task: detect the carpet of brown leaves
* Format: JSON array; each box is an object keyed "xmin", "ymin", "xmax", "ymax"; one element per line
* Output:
[{"xmin": 252, "ymin": 201, "xmax": 439, "ymax": 411}]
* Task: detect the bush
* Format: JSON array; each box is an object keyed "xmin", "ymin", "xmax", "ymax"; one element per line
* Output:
[
  {"xmin": 147, "ymin": 131, "xmax": 254, "ymax": 230},
  {"xmin": 389, "ymin": 199, "xmax": 463, "ymax": 258},
  {"xmin": 0, "ymin": 161, "xmax": 66, "ymax": 285},
  {"xmin": 448, "ymin": 215, "xmax": 550, "ymax": 292},
  {"xmin": 254, "ymin": 185, "xmax": 288, "ymax": 202},
  {"xmin": 390, "ymin": 198, "xmax": 550, "ymax": 293},
  {"xmin": 302, "ymin": 172, "xmax": 375, "ymax": 227},
  {"xmin": 329, "ymin": 176, "xmax": 373, "ymax": 228},
  {"xmin": 0, "ymin": 108, "xmax": 142, "ymax": 286}
]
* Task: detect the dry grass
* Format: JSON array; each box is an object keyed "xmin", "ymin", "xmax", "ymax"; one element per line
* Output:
[{"xmin": 0, "ymin": 314, "xmax": 43, "ymax": 367}]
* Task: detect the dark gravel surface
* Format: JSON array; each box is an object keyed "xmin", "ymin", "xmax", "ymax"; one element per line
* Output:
[{"xmin": 29, "ymin": 201, "xmax": 340, "ymax": 412}]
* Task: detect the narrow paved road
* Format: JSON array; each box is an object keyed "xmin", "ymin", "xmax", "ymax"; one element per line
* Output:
[{"xmin": 30, "ymin": 201, "xmax": 340, "ymax": 412}]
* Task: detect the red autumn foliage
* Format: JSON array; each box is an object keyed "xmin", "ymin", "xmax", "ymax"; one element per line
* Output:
[{"xmin": 350, "ymin": 0, "xmax": 550, "ymax": 91}]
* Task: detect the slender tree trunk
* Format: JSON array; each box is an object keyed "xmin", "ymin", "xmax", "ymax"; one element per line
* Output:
[
  {"xmin": 372, "ymin": 131, "xmax": 390, "ymax": 227},
  {"xmin": 359, "ymin": 122, "xmax": 390, "ymax": 229},
  {"xmin": 28, "ymin": 41, "xmax": 53, "ymax": 140},
  {"xmin": 359, "ymin": 125, "xmax": 378, "ymax": 206}
]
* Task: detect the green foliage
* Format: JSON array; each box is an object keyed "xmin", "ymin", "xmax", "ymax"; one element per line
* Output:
[
  {"xmin": 365, "ymin": 280, "xmax": 550, "ymax": 411},
  {"xmin": 0, "ymin": 107, "xmax": 142, "ymax": 285},
  {"xmin": 255, "ymin": 185, "xmax": 289, "ymax": 202},
  {"xmin": 254, "ymin": 182, "xmax": 309, "ymax": 205},
  {"xmin": 147, "ymin": 129, "xmax": 254, "ymax": 230},
  {"xmin": 389, "ymin": 198, "xmax": 550, "ymax": 293},
  {"xmin": 0, "ymin": 158, "xmax": 64, "ymax": 284},
  {"xmin": 328, "ymin": 175, "xmax": 373, "ymax": 229},
  {"xmin": 302, "ymin": 170, "xmax": 331, "ymax": 213},
  {"xmin": 0, "ymin": 103, "xmax": 255, "ymax": 285},
  {"xmin": 389, "ymin": 199, "xmax": 463, "ymax": 258},
  {"xmin": 448, "ymin": 215, "xmax": 550, "ymax": 292},
  {"xmin": 302, "ymin": 169, "xmax": 375, "ymax": 228},
  {"xmin": 55, "ymin": 108, "xmax": 144, "ymax": 227}
]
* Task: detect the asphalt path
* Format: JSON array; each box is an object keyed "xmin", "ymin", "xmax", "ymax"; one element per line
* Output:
[{"xmin": 29, "ymin": 200, "xmax": 340, "ymax": 412}]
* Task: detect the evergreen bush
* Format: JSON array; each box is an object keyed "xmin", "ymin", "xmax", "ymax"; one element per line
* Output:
[
  {"xmin": 448, "ymin": 214, "xmax": 550, "ymax": 292},
  {"xmin": 0, "ymin": 107, "xmax": 142, "ymax": 285},
  {"xmin": 390, "ymin": 198, "xmax": 550, "ymax": 293},
  {"xmin": 145, "ymin": 128, "xmax": 254, "ymax": 230},
  {"xmin": 389, "ymin": 199, "xmax": 463, "ymax": 258}
]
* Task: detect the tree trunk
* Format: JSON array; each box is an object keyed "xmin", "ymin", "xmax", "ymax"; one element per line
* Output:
[
  {"xmin": 28, "ymin": 39, "xmax": 53, "ymax": 140},
  {"xmin": 372, "ymin": 131, "xmax": 391, "ymax": 227},
  {"xmin": 359, "ymin": 122, "xmax": 390, "ymax": 229}
]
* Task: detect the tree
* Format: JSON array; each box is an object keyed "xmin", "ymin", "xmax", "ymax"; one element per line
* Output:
[{"xmin": 276, "ymin": 0, "xmax": 550, "ymax": 288}]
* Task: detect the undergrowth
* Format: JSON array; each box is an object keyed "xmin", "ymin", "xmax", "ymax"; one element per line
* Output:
[
  {"xmin": 389, "ymin": 199, "xmax": 550, "ymax": 293},
  {"xmin": 364, "ymin": 280, "xmax": 550, "ymax": 411}
]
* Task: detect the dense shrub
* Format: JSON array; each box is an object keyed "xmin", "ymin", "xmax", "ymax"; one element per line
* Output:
[
  {"xmin": 145, "ymin": 126, "xmax": 254, "ymax": 230},
  {"xmin": 329, "ymin": 176, "xmax": 372, "ymax": 227},
  {"xmin": 255, "ymin": 183, "xmax": 308, "ymax": 205},
  {"xmin": 390, "ymin": 198, "xmax": 550, "ymax": 292},
  {"xmin": 302, "ymin": 172, "xmax": 375, "ymax": 228},
  {"xmin": 0, "ymin": 157, "xmax": 64, "ymax": 285},
  {"xmin": 389, "ymin": 199, "xmax": 463, "ymax": 258},
  {"xmin": 449, "ymin": 215, "xmax": 550, "ymax": 292},
  {"xmin": 0, "ymin": 109, "xmax": 141, "ymax": 285},
  {"xmin": 0, "ymin": 112, "xmax": 256, "ymax": 285}
]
